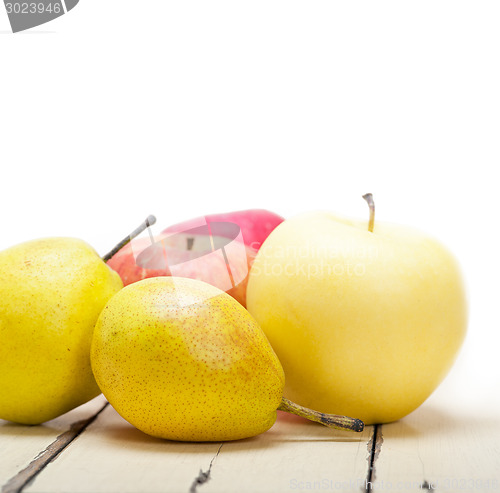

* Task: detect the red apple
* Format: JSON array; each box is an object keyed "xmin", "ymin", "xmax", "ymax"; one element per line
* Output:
[
  {"xmin": 107, "ymin": 229, "xmax": 255, "ymax": 307},
  {"xmin": 162, "ymin": 209, "xmax": 284, "ymax": 251},
  {"xmin": 107, "ymin": 210, "xmax": 284, "ymax": 307}
]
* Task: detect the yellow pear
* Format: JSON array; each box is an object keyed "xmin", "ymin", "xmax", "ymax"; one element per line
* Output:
[
  {"xmin": 0, "ymin": 238, "xmax": 123, "ymax": 424},
  {"xmin": 91, "ymin": 277, "xmax": 363, "ymax": 442}
]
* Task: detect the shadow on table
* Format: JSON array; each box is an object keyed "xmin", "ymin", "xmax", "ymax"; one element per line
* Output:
[
  {"xmin": 0, "ymin": 396, "xmax": 108, "ymax": 437},
  {"xmin": 380, "ymin": 404, "xmax": 500, "ymax": 439},
  {"xmin": 0, "ymin": 420, "xmax": 63, "ymax": 438},
  {"xmin": 104, "ymin": 423, "xmax": 228, "ymax": 456},
  {"xmin": 100, "ymin": 407, "xmax": 369, "ymax": 454}
]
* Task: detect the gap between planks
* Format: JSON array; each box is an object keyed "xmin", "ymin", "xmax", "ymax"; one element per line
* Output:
[
  {"xmin": 189, "ymin": 443, "xmax": 223, "ymax": 493},
  {"xmin": 366, "ymin": 424, "xmax": 384, "ymax": 493},
  {"xmin": 1, "ymin": 403, "xmax": 109, "ymax": 493}
]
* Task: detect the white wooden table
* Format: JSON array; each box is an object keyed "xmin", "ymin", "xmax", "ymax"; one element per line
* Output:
[{"xmin": 2, "ymin": 387, "xmax": 499, "ymax": 493}]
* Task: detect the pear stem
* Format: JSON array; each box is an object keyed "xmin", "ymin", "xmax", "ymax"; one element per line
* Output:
[
  {"xmin": 277, "ymin": 397, "xmax": 364, "ymax": 432},
  {"xmin": 102, "ymin": 215, "xmax": 157, "ymax": 263},
  {"xmin": 362, "ymin": 193, "xmax": 375, "ymax": 233}
]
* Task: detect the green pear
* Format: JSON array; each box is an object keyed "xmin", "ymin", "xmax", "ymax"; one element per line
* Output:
[{"xmin": 0, "ymin": 237, "xmax": 123, "ymax": 424}]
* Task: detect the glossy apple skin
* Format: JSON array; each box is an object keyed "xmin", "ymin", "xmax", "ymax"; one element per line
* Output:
[
  {"xmin": 162, "ymin": 209, "xmax": 284, "ymax": 251},
  {"xmin": 107, "ymin": 233, "xmax": 255, "ymax": 307},
  {"xmin": 246, "ymin": 212, "xmax": 467, "ymax": 425},
  {"xmin": 108, "ymin": 210, "xmax": 283, "ymax": 307}
]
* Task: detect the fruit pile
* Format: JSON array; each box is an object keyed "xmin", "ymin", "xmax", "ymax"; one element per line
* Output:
[{"xmin": 0, "ymin": 199, "xmax": 467, "ymax": 441}]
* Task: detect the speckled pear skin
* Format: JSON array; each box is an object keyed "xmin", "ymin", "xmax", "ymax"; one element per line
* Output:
[
  {"xmin": 91, "ymin": 277, "xmax": 285, "ymax": 442},
  {"xmin": 0, "ymin": 238, "xmax": 123, "ymax": 424}
]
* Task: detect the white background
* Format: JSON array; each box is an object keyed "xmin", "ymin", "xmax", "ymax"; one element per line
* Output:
[{"xmin": 1, "ymin": 2, "xmax": 499, "ymax": 407}]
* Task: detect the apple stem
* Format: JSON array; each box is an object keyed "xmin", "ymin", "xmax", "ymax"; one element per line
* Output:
[
  {"xmin": 362, "ymin": 193, "xmax": 375, "ymax": 232},
  {"xmin": 186, "ymin": 237, "xmax": 194, "ymax": 251},
  {"xmin": 102, "ymin": 215, "xmax": 157, "ymax": 263},
  {"xmin": 277, "ymin": 397, "xmax": 364, "ymax": 433}
]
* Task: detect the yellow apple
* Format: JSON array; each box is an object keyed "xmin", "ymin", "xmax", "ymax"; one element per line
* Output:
[{"xmin": 246, "ymin": 206, "xmax": 467, "ymax": 425}]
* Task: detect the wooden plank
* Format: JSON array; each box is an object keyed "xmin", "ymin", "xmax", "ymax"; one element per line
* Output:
[
  {"xmin": 23, "ymin": 405, "xmax": 372, "ymax": 493},
  {"xmin": 203, "ymin": 411, "xmax": 373, "ymax": 493},
  {"xmin": 0, "ymin": 395, "xmax": 107, "ymax": 489},
  {"xmin": 23, "ymin": 405, "xmax": 223, "ymax": 493},
  {"xmin": 371, "ymin": 392, "xmax": 500, "ymax": 493}
]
